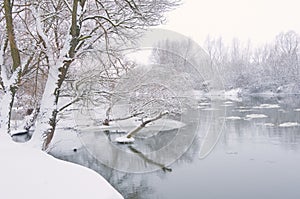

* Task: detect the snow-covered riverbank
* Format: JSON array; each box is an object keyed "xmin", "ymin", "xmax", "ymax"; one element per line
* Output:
[{"xmin": 0, "ymin": 139, "xmax": 123, "ymax": 199}]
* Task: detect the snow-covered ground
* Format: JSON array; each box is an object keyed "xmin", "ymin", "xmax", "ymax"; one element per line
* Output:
[{"xmin": 0, "ymin": 139, "xmax": 123, "ymax": 199}]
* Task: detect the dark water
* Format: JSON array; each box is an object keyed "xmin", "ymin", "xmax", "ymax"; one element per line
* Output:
[{"xmin": 53, "ymin": 95, "xmax": 300, "ymax": 199}]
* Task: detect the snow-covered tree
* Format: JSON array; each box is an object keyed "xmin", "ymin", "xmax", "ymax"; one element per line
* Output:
[
  {"xmin": 0, "ymin": 0, "xmax": 179, "ymax": 150},
  {"xmin": 0, "ymin": 0, "xmax": 44, "ymax": 136}
]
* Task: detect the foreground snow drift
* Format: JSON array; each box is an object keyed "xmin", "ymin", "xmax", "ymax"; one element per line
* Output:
[{"xmin": 0, "ymin": 140, "xmax": 123, "ymax": 199}]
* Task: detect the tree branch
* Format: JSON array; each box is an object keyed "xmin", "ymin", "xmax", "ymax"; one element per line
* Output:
[
  {"xmin": 126, "ymin": 111, "xmax": 169, "ymax": 138},
  {"xmin": 58, "ymin": 97, "xmax": 80, "ymax": 112},
  {"xmin": 108, "ymin": 112, "xmax": 144, "ymax": 123}
]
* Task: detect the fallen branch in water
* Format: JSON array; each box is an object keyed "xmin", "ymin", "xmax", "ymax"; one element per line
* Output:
[{"xmin": 126, "ymin": 111, "xmax": 169, "ymax": 138}]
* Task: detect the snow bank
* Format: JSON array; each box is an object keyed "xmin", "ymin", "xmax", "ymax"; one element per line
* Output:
[
  {"xmin": 0, "ymin": 140, "xmax": 123, "ymax": 199},
  {"xmin": 224, "ymin": 88, "xmax": 242, "ymax": 102}
]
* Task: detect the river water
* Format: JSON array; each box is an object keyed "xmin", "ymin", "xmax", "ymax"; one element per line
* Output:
[{"xmin": 53, "ymin": 95, "xmax": 300, "ymax": 199}]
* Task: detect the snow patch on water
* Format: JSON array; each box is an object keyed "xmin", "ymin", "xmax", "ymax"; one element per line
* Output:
[
  {"xmin": 246, "ymin": 114, "xmax": 268, "ymax": 119},
  {"xmin": 115, "ymin": 136, "xmax": 135, "ymax": 143},
  {"xmin": 198, "ymin": 102, "xmax": 210, "ymax": 106},
  {"xmin": 236, "ymin": 109, "xmax": 252, "ymax": 112},
  {"xmin": 238, "ymin": 106, "xmax": 249, "ymax": 109},
  {"xmin": 221, "ymin": 104, "xmax": 233, "ymax": 107},
  {"xmin": 264, "ymin": 123, "xmax": 275, "ymax": 127},
  {"xmin": 201, "ymin": 108, "xmax": 220, "ymax": 111},
  {"xmin": 279, "ymin": 122, "xmax": 300, "ymax": 127},
  {"xmin": 253, "ymin": 104, "xmax": 280, "ymax": 109},
  {"xmin": 225, "ymin": 116, "xmax": 242, "ymax": 120}
]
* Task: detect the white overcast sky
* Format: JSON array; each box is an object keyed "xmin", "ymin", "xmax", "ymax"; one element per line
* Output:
[{"xmin": 159, "ymin": 0, "xmax": 300, "ymax": 47}]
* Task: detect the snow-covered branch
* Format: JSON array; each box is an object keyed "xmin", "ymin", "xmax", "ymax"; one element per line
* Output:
[{"xmin": 126, "ymin": 111, "xmax": 169, "ymax": 138}]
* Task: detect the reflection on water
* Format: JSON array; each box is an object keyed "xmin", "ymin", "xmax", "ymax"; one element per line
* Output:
[{"xmin": 53, "ymin": 95, "xmax": 300, "ymax": 199}]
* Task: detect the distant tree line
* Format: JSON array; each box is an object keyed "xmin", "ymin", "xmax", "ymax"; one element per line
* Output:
[{"xmin": 205, "ymin": 31, "xmax": 300, "ymax": 94}]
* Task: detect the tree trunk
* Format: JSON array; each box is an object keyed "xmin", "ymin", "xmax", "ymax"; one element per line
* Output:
[
  {"xmin": 29, "ymin": 59, "xmax": 72, "ymax": 150},
  {"xmin": 29, "ymin": 0, "xmax": 82, "ymax": 150},
  {"xmin": 0, "ymin": 87, "xmax": 15, "ymax": 135}
]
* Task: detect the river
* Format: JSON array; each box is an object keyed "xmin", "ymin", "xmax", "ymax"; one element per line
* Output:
[{"xmin": 52, "ymin": 95, "xmax": 300, "ymax": 199}]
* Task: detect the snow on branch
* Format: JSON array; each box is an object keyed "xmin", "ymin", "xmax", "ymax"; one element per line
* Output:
[
  {"xmin": 106, "ymin": 112, "xmax": 144, "ymax": 124},
  {"xmin": 30, "ymin": 5, "xmax": 54, "ymax": 66},
  {"xmin": 125, "ymin": 110, "xmax": 169, "ymax": 138}
]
